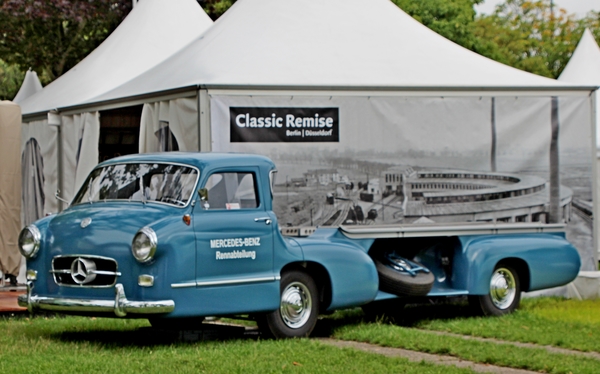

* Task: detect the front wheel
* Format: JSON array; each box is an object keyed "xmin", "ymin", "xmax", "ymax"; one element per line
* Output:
[
  {"xmin": 261, "ymin": 271, "xmax": 319, "ymax": 338},
  {"xmin": 470, "ymin": 264, "xmax": 521, "ymax": 316}
]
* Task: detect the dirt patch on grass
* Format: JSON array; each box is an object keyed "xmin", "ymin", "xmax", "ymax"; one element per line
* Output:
[{"xmin": 318, "ymin": 338, "xmax": 539, "ymax": 374}]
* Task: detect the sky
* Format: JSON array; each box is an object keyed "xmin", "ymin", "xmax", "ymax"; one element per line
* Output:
[{"xmin": 475, "ymin": 0, "xmax": 599, "ymax": 18}]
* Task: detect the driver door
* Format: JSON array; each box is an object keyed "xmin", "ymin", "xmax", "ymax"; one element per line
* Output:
[{"xmin": 192, "ymin": 169, "xmax": 278, "ymax": 314}]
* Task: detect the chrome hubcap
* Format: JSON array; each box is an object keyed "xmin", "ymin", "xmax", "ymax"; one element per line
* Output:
[
  {"xmin": 490, "ymin": 268, "xmax": 516, "ymax": 309},
  {"xmin": 280, "ymin": 281, "xmax": 312, "ymax": 329}
]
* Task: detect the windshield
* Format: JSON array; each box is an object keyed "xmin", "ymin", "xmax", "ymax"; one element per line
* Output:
[{"xmin": 72, "ymin": 163, "xmax": 199, "ymax": 207}]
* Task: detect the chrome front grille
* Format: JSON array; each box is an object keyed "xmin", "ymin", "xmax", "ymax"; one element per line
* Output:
[{"xmin": 51, "ymin": 255, "xmax": 121, "ymax": 288}]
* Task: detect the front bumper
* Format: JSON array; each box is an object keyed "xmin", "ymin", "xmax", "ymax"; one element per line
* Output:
[{"xmin": 18, "ymin": 282, "xmax": 175, "ymax": 317}]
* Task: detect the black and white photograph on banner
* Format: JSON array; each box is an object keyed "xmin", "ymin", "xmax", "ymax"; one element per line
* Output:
[{"xmin": 211, "ymin": 94, "xmax": 595, "ymax": 270}]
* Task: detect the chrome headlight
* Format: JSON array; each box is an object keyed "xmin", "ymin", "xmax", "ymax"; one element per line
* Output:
[
  {"xmin": 18, "ymin": 225, "xmax": 41, "ymax": 259},
  {"xmin": 132, "ymin": 227, "xmax": 157, "ymax": 263}
]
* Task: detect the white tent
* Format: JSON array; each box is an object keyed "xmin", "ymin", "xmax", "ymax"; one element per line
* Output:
[
  {"xmin": 558, "ymin": 28, "xmax": 600, "ymax": 147},
  {"xmin": 24, "ymin": 0, "xmax": 599, "ymax": 269},
  {"xmin": 88, "ymin": 0, "xmax": 575, "ymax": 102},
  {"xmin": 20, "ymin": 0, "xmax": 212, "ymax": 117},
  {"xmin": 19, "ymin": 0, "xmax": 213, "ymax": 223},
  {"xmin": 13, "ymin": 69, "xmax": 42, "ymax": 104}
]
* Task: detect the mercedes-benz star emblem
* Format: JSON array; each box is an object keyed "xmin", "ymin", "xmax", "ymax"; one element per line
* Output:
[
  {"xmin": 80, "ymin": 217, "xmax": 92, "ymax": 229},
  {"xmin": 70, "ymin": 257, "xmax": 97, "ymax": 285}
]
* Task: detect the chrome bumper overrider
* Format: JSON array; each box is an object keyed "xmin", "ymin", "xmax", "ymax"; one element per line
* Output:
[{"xmin": 18, "ymin": 282, "xmax": 174, "ymax": 317}]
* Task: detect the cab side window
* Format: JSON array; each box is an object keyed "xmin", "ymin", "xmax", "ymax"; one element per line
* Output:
[{"xmin": 203, "ymin": 172, "xmax": 258, "ymax": 210}]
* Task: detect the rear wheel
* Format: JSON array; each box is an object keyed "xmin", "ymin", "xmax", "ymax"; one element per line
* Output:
[
  {"xmin": 261, "ymin": 271, "xmax": 319, "ymax": 338},
  {"xmin": 470, "ymin": 264, "xmax": 521, "ymax": 316}
]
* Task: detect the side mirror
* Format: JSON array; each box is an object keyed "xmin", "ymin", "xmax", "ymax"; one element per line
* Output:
[{"xmin": 198, "ymin": 188, "xmax": 208, "ymax": 201}]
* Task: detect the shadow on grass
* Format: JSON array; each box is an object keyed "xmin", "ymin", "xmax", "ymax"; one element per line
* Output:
[
  {"xmin": 314, "ymin": 297, "xmax": 479, "ymax": 337},
  {"xmin": 44, "ymin": 298, "xmax": 478, "ymax": 346},
  {"xmin": 52, "ymin": 323, "xmax": 261, "ymax": 348}
]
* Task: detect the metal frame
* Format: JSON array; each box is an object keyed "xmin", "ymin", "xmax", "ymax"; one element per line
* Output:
[
  {"xmin": 592, "ymin": 90, "xmax": 599, "ymax": 265},
  {"xmin": 339, "ymin": 222, "xmax": 567, "ymax": 239}
]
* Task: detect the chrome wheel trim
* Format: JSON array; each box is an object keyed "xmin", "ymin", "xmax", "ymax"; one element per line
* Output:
[
  {"xmin": 490, "ymin": 267, "xmax": 516, "ymax": 309},
  {"xmin": 280, "ymin": 281, "xmax": 312, "ymax": 329}
]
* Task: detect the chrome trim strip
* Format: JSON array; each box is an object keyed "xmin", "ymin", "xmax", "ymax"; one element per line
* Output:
[
  {"xmin": 52, "ymin": 254, "xmax": 118, "ymax": 261},
  {"xmin": 171, "ymin": 275, "xmax": 280, "ymax": 289},
  {"xmin": 170, "ymin": 282, "xmax": 197, "ymax": 289},
  {"xmin": 89, "ymin": 270, "xmax": 122, "ymax": 276},
  {"xmin": 49, "ymin": 269, "xmax": 122, "ymax": 276},
  {"xmin": 196, "ymin": 276, "xmax": 277, "ymax": 287},
  {"xmin": 18, "ymin": 283, "xmax": 174, "ymax": 316},
  {"xmin": 49, "ymin": 269, "xmax": 71, "ymax": 274}
]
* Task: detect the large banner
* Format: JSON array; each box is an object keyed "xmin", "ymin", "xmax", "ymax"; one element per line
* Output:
[
  {"xmin": 230, "ymin": 107, "xmax": 339, "ymax": 142},
  {"xmin": 211, "ymin": 94, "xmax": 595, "ymax": 270}
]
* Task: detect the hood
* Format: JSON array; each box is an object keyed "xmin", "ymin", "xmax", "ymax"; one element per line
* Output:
[{"xmin": 46, "ymin": 202, "xmax": 181, "ymax": 259}]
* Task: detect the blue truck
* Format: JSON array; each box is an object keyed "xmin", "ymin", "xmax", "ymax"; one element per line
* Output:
[{"xmin": 18, "ymin": 152, "xmax": 580, "ymax": 338}]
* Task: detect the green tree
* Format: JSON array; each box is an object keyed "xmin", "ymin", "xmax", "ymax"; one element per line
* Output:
[
  {"xmin": 472, "ymin": 0, "xmax": 591, "ymax": 78},
  {"xmin": 0, "ymin": 59, "xmax": 24, "ymax": 101},
  {"xmin": 392, "ymin": 0, "xmax": 483, "ymax": 50},
  {"xmin": 197, "ymin": 0, "xmax": 236, "ymax": 20},
  {"xmin": 580, "ymin": 11, "xmax": 600, "ymax": 41},
  {"xmin": 0, "ymin": 0, "xmax": 132, "ymax": 85}
]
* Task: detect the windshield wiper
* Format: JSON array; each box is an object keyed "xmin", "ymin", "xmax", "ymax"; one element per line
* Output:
[
  {"xmin": 87, "ymin": 179, "xmax": 93, "ymax": 205},
  {"xmin": 140, "ymin": 177, "xmax": 146, "ymax": 205}
]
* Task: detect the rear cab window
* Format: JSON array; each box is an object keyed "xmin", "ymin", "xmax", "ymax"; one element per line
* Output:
[{"xmin": 202, "ymin": 172, "xmax": 259, "ymax": 210}]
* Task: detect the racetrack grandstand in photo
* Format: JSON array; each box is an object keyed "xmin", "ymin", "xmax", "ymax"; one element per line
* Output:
[{"xmin": 383, "ymin": 168, "xmax": 572, "ymax": 224}]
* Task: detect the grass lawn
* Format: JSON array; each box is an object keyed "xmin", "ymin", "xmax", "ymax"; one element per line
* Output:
[
  {"xmin": 1, "ymin": 297, "xmax": 599, "ymax": 373},
  {"xmin": 330, "ymin": 297, "xmax": 600, "ymax": 373},
  {"xmin": 416, "ymin": 297, "xmax": 600, "ymax": 352},
  {"xmin": 0, "ymin": 316, "xmax": 472, "ymax": 374}
]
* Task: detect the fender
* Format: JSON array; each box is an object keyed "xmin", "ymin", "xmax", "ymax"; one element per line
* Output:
[
  {"xmin": 455, "ymin": 233, "xmax": 580, "ymax": 295},
  {"xmin": 292, "ymin": 229, "xmax": 379, "ymax": 310},
  {"xmin": 141, "ymin": 215, "xmax": 197, "ymax": 301}
]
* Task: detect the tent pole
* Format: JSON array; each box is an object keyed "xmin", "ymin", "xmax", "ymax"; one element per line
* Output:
[
  {"xmin": 199, "ymin": 89, "xmax": 211, "ymax": 152},
  {"xmin": 48, "ymin": 111, "xmax": 63, "ymax": 212},
  {"xmin": 549, "ymin": 97, "xmax": 560, "ymax": 224},
  {"xmin": 591, "ymin": 90, "xmax": 599, "ymax": 266},
  {"xmin": 490, "ymin": 97, "xmax": 497, "ymax": 172}
]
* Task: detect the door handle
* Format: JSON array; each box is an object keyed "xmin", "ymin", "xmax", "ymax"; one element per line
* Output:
[{"xmin": 254, "ymin": 217, "xmax": 272, "ymax": 225}]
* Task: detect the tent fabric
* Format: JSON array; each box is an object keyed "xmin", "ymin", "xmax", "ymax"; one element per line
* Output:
[
  {"xmin": 560, "ymin": 29, "xmax": 600, "ymax": 84},
  {"xmin": 558, "ymin": 28, "xmax": 600, "ymax": 146},
  {"xmin": 139, "ymin": 97, "xmax": 198, "ymax": 153},
  {"xmin": 21, "ymin": 120, "xmax": 58, "ymax": 222},
  {"xmin": 88, "ymin": 0, "xmax": 574, "ymax": 106},
  {"xmin": 19, "ymin": 0, "xmax": 213, "ymax": 117},
  {"xmin": 13, "ymin": 70, "xmax": 42, "ymax": 104},
  {"xmin": 0, "ymin": 102, "xmax": 22, "ymax": 277},
  {"xmin": 62, "ymin": 112, "xmax": 100, "ymax": 198}
]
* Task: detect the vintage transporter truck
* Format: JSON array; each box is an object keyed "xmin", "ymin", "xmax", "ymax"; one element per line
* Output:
[{"xmin": 18, "ymin": 152, "xmax": 580, "ymax": 338}]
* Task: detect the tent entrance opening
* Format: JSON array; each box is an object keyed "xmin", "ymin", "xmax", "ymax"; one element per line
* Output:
[{"xmin": 99, "ymin": 105, "xmax": 142, "ymax": 161}]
